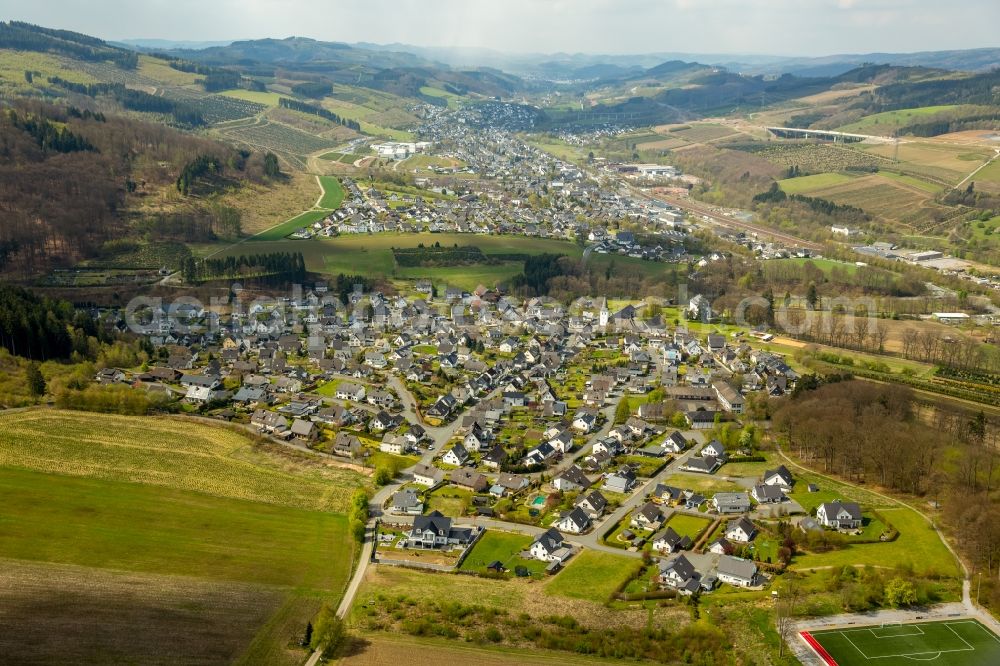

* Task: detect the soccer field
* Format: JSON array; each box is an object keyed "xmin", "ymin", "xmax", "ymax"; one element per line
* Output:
[{"xmin": 803, "ymin": 619, "xmax": 1000, "ymax": 666}]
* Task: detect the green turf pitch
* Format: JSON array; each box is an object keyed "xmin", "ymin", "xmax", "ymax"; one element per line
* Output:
[{"xmin": 805, "ymin": 619, "xmax": 1000, "ymax": 665}]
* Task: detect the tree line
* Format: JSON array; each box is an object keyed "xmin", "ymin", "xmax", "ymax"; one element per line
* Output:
[
  {"xmin": 277, "ymin": 97, "xmax": 361, "ymax": 130},
  {"xmin": 46, "ymin": 77, "xmax": 204, "ymax": 126},
  {"xmin": 182, "ymin": 252, "xmax": 306, "ymax": 283}
]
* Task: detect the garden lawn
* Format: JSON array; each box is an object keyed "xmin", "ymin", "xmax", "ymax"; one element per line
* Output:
[
  {"xmin": 663, "ymin": 513, "xmax": 713, "ymax": 540},
  {"xmin": 792, "ymin": 506, "xmax": 960, "ymax": 576},
  {"xmin": 458, "ymin": 531, "xmax": 547, "ymax": 576},
  {"xmin": 544, "ymin": 550, "xmax": 641, "ymax": 602}
]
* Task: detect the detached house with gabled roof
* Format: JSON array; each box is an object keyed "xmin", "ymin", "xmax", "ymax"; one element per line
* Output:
[
  {"xmin": 413, "ymin": 463, "xmax": 445, "ymax": 487},
  {"xmin": 574, "ymin": 490, "xmax": 608, "ymax": 519},
  {"xmin": 716, "ymin": 555, "xmax": 757, "ymax": 588},
  {"xmin": 816, "ymin": 501, "xmax": 863, "ymax": 530},
  {"xmin": 529, "ymin": 528, "xmax": 570, "ymax": 562},
  {"xmin": 651, "ymin": 526, "xmax": 692, "ymax": 554},
  {"xmin": 725, "ymin": 517, "xmax": 757, "ymax": 543},
  {"xmin": 761, "ymin": 465, "xmax": 794, "ymax": 490},
  {"xmin": 405, "ymin": 511, "xmax": 475, "ymax": 549},
  {"xmin": 555, "ymin": 507, "xmax": 591, "ymax": 534},
  {"xmin": 553, "ymin": 465, "xmax": 591, "ymax": 492},
  {"xmin": 442, "ymin": 443, "xmax": 470, "ymax": 467}
]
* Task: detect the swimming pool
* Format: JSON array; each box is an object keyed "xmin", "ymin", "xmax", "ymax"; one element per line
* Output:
[{"xmin": 531, "ymin": 496, "xmax": 546, "ymax": 507}]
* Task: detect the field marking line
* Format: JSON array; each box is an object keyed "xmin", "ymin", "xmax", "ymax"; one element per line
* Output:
[
  {"xmin": 951, "ymin": 619, "xmax": 1000, "ymax": 644},
  {"xmin": 944, "ymin": 623, "xmax": 975, "ymax": 651},
  {"xmin": 865, "ymin": 625, "xmax": 925, "ymax": 639},
  {"xmin": 841, "ymin": 631, "xmax": 871, "ymax": 660}
]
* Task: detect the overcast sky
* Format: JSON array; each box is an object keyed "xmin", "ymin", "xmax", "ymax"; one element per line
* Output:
[{"xmin": 2, "ymin": 0, "xmax": 997, "ymax": 56}]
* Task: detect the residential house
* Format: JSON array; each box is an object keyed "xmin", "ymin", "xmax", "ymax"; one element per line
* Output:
[
  {"xmin": 553, "ymin": 465, "xmax": 591, "ymax": 492},
  {"xmin": 651, "ymin": 527, "xmax": 692, "ymax": 554},
  {"xmin": 406, "ymin": 511, "xmax": 474, "ymax": 549},
  {"xmin": 290, "ymin": 418, "xmax": 318, "ymax": 443},
  {"xmin": 332, "ymin": 432, "xmax": 365, "ymax": 458},
  {"xmin": 450, "ymin": 467, "xmax": 489, "ymax": 492},
  {"xmin": 816, "ymin": 501, "xmax": 863, "ymax": 530},
  {"xmin": 604, "ymin": 468, "xmax": 637, "ymax": 494},
  {"xmin": 707, "ymin": 537, "xmax": 734, "ymax": 555},
  {"xmin": 529, "ymin": 528, "xmax": 570, "ymax": 562},
  {"xmin": 681, "ymin": 455, "xmax": 721, "ymax": 474},
  {"xmin": 751, "ymin": 483, "xmax": 785, "ymax": 504},
  {"xmin": 391, "ymin": 489, "xmax": 424, "ymax": 515},
  {"xmin": 574, "ymin": 490, "xmax": 608, "ymax": 519},
  {"xmin": 762, "ymin": 465, "xmax": 794, "ymax": 490},
  {"xmin": 442, "ymin": 443, "xmax": 471, "ymax": 467},
  {"xmin": 413, "ymin": 463, "xmax": 445, "ymax": 487},
  {"xmin": 711, "ymin": 492, "xmax": 751, "ymax": 514},
  {"xmin": 631, "ymin": 502, "xmax": 664, "ymax": 530},
  {"xmin": 336, "ymin": 382, "xmax": 366, "ymax": 402},
  {"xmin": 725, "ymin": 517, "xmax": 757, "ymax": 543},
  {"xmin": 556, "ymin": 507, "xmax": 591, "ymax": 534},
  {"xmin": 716, "ymin": 555, "xmax": 757, "ymax": 588}
]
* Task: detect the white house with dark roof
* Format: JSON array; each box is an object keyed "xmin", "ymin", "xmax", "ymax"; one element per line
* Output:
[
  {"xmin": 817, "ymin": 501, "xmax": 862, "ymax": 530},
  {"xmin": 716, "ymin": 555, "xmax": 757, "ymax": 587},
  {"xmin": 725, "ymin": 517, "xmax": 757, "ymax": 543},
  {"xmin": 556, "ymin": 507, "xmax": 591, "ymax": 534}
]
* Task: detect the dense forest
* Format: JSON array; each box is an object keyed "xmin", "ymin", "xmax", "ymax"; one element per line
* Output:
[
  {"xmin": 0, "ymin": 21, "xmax": 137, "ymax": 68},
  {"xmin": 182, "ymin": 251, "xmax": 307, "ymax": 283},
  {"xmin": 0, "ymin": 101, "xmax": 269, "ymax": 274},
  {"xmin": 0, "ymin": 284, "xmax": 141, "ymax": 362},
  {"xmin": 507, "ymin": 254, "xmax": 681, "ymax": 301}
]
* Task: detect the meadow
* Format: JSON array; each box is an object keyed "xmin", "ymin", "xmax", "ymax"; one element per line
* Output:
[
  {"xmin": 317, "ymin": 174, "xmax": 346, "ymax": 209},
  {"xmin": 0, "ymin": 408, "xmax": 364, "ymax": 665},
  {"xmin": 0, "ymin": 409, "xmax": 369, "ymax": 512},
  {"xmin": 234, "ymin": 231, "xmax": 673, "ymax": 289},
  {"xmin": 544, "ymin": 550, "xmax": 641, "ymax": 603},
  {"xmin": 791, "ymin": 506, "xmax": 960, "ymax": 576},
  {"xmin": 837, "ymin": 105, "xmax": 963, "ymax": 135},
  {"xmin": 220, "ymin": 88, "xmax": 283, "ymax": 107},
  {"xmin": 777, "ymin": 171, "xmax": 856, "ymax": 195},
  {"xmin": 0, "ymin": 466, "xmax": 351, "ymax": 589}
]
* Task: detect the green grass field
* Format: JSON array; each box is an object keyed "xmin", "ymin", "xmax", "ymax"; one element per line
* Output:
[
  {"xmin": 252, "ymin": 209, "xmax": 331, "ymax": 241},
  {"xmin": 459, "ymin": 531, "xmax": 547, "ymax": 576},
  {"xmin": 232, "ymin": 230, "xmax": 674, "ymax": 286},
  {"xmin": 792, "ymin": 506, "xmax": 960, "ymax": 576},
  {"xmin": 804, "ymin": 619, "xmax": 1000, "ymax": 666},
  {"xmin": 0, "ymin": 408, "xmax": 364, "ymax": 665},
  {"xmin": 544, "ymin": 550, "xmax": 640, "ymax": 602},
  {"xmin": 317, "ymin": 175, "xmax": 345, "ymax": 209},
  {"xmin": 778, "ymin": 172, "xmax": 856, "ymax": 195},
  {"xmin": 0, "ymin": 409, "xmax": 368, "ymax": 513},
  {"xmin": 663, "ymin": 513, "xmax": 713, "ymax": 540},
  {"xmin": 0, "ymin": 466, "xmax": 350, "ymax": 589},
  {"xmin": 837, "ymin": 105, "xmax": 962, "ymax": 134}
]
